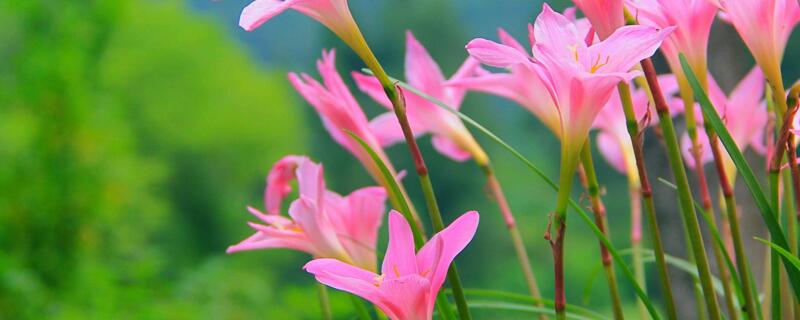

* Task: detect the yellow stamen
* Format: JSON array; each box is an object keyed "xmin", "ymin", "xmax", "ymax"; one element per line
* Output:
[
  {"xmin": 373, "ymin": 274, "xmax": 385, "ymax": 287},
  {"xmin": 568, "ymin": 44, "xmax": 579, "ymax": 62},
  {"xmin": 393, "ymin": 265, "xmax": 401, "ymax": 277},
  {"xmin": 420, "ymin": 268, "xmax": 431, "ymax": 277},
  {"xmin": 590, "ymin": 55, "xmax": 611, "ymax": 73}
]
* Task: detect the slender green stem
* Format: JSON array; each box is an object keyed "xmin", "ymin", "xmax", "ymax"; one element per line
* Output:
[
  {"xmin": 617, "ymin": 81, "xmax": 678, "ymax": 319},
  {"xmin": 352, "ymin": 33, "xmax": 472, "ymax": 320},
  {"xmin": 782, "ymin": 170, "xmax": 796, "ymax": 319},
  {"xmin": 479, "ymin": 162, "xmax": 547, "ymax": 320},
  {"xmin": 551, "ymin": 148, "xmax": 581, "ymax": 320},
  {"xmin": 628, "ymin": 184, "xmax": 648, "ymax": 320},
  {"xmin": 718, "ymin": 182, "xmax": 759, "ymax": 320},
  {"xmin": 317, "ymin": 283, "xmax": 333, "ymax": 320},
  {"xmin": 419, "ymin": 172, "xmax": 472, "ymax": 320},
  {"xmin": 580, "ymin": 142, "xmax": 625, "ymax": 320},
  {"xmin": 641, "ymin": 58, "xmax": 722, "ymax": 320},
  {"xmin": 769, "ymin": 170, "xmax": 783, "ymax": 320},
  {"xmin": 705, "ymin": 130, "xmax": 745, "ymax": 320}
]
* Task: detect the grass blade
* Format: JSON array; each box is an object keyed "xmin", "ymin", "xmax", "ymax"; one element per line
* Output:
[{"xmin": 755, "ymin": 237, "xmax": 800, "ymax": 271}]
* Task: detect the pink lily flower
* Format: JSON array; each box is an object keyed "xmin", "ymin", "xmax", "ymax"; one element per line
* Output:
[
  {"xmin": 593, "ymin": 75, "xmax": 681, "ymax": 177},
  {"xmin": 451, "ymin": 9, "xmax": 595, "ymax": 138},
  {"xmin": 627, "ymin": 0, "xmax": 718, "ymax": 90},
  {"xmin": 449, "ymin": 28, "xmax": 562, "ymax": 136},
  {"xmin": 680, "ymin": 68, "xmax": 768, "ymax": 176},
  {"xmin": 227, "ymin": 155, "xmax": 387, "ymax": 271},
  {"xmin": 572, "ymin": 0, "xmax": 625, "ymax": 39},
  {"xmin": 352, "ymin": 32, "xmax": 485, "ymax": 163},
  {"xmin": 305, "ymin": 210, "xmax": 480, "ymax": 320},
  {"xmin": 289, "ymin": 49, "xmax": 397, "ymax": 184},
  {"xmin": 238, "ymin": 0, "xmax": 371, "ymax": 60},
  {"xmin": 467, "ymin": 4, "xmax": 674, "ymax": 163},
  {"xmin": 712, "ymin": 0, "xmax": 800, "ymax": 86}
]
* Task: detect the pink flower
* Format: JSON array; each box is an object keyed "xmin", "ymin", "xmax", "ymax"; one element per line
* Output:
[
  {"xmin": 227, "ymin": 155, "xmax": 387, "ymax": 271},
  {"xmin": 467, "ymin": 4, "xmax": 674, "ymax": 162},
  {"xmin": 352, "ymin": 32, "xmax": 484, "ymax": 163},
  {"xmin": 572, "ymin": 0, "xmax": 626, "ymax": 39},
  {"xmin": 452, "ymin": 10, "xmax": 596, "ymax": 138},
  {"xmin": 450, "ymin": 28, "xmax": 562, "ymax": 136},
  {"xmin": 713, "ymin": 0, "xmax": 800, "ymax": 85},
  {"xmin": 627, "ymin": 0, "xmax": 718, "ymax": 89},
  {"xmin": 289, "ymin": 49, "xmax": 396, "ymax": 184},
  {"xmin": 238, "ymin": 0, "xmax": 369, "ymax": 58},
  {"xmin": 680, "ymin": 68, "xmax": 768, "ymax": 170},
  {"xmin": 305, "ymin": 210, "xmax": 480, "ymax": 320},
  {"xmin": 593, "ymin": 75, "xmax": 681, "ymax": 175}
]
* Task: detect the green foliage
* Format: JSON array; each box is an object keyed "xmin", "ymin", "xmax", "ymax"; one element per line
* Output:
[{"xmin": 0, "ymin": 1, "xmax": 307, "ymax": 318}]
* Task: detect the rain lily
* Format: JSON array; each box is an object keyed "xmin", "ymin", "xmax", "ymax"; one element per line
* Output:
[
  {"xmin": 352, "ymin": 32, "xmax": 486, "ymax": 163},
  {"xmin": 227, "ymin": 155, "xmax": 387, "ymax": 271},
  {"xmin": 627, "ymin": 0, "xmax": 718, "ymax": 91},
  {"xmin": 712, "ymin": 0, "xmax": 800, "ymax": 88},
  {"xmin": 451, "ymin": 9, "xmax": 595, "ymax": 138},
  {"xmin": 467, "ymin": 4, "xmax": 674, "ymax": 166},
  {"xmin": 305, "ymin": 210, "xmax": 480, "ymax": 320},
  {"xmin": 572, "ymin": 0, "xmax": 625, "ymax": 39},
  {"xmin": 680, "ymin": 67, "xmax": 768, "ymax": 179},
  {"xmin": 289, "ymin": 49, "xmax": 397, "ymax": 185},
  {"xmin": 238, "ymin": 0, "xmax": 372, "ymax": 61}
]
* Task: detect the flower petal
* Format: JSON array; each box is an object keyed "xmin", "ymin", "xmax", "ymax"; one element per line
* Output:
[
  {"xmin": 382, "ymin": 211, "xmax": 420, "ymax": 278},
  {"xmin": 416, "ymin": 211, "xmax": 479, "ymax": 299},
  {"xmin": 431, "ymin": 135, "xmax": 472, "ymax": 162},
  {"xmin": 466, "ymin": 39, "xmax": 533, "ymax": 69},
  {"xmin": 239, "ymin": 0, "xmax": 298, "ymax": 31}
]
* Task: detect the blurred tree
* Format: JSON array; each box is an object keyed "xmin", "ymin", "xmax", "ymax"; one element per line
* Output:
[{"xmin": 0, "ymin": 1, "xmax": 305, "ymax": 318}]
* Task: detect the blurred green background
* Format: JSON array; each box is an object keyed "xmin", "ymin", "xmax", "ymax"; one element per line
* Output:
[{"xmin": 1, "ymin": 0, "xmax": 798, "ymax": 319}]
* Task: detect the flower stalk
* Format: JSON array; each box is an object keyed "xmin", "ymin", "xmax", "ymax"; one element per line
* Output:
[
  {"xmin": 548, "ymin": 147, "xmax": 582, "ymax": 320},
  {"xmin": 641, "ymin": 58, "xmax": 722, "ymax": 320},
  {"xmin": 355, "ymin": 43, "xmax": 472, "ymax": 319},
  {"xmin": 617, "ymin": 81, "xmax": 678, "ymax": 320},
  {"xmin": 579, "ymin": 141, "xmax": 625, "ymax": 320}
]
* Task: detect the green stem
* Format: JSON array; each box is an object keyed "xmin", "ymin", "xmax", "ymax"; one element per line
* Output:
[
  {"xmin": 769, "ymin": 171, "xmax": 782, "ymax": 320},
  {"xmin": 551, "ymin": 148, "xmax": 580, "ymax": 320},
  {"xmin": 317, "ymin": 283, "xmax": 333, "ymax": 320},
  {"xmin": 580, "ymin": 142, "xmax": 625, "ymax": 320},
  {"xmin": 419, "ymin": 170, "xmax": 472, "ymax": 320},
  {"xmin": 628, "ymin": 183, "xmax": 648, "ymax": 320},
  {"xmin": 782, "ymin": 170, "xmax": 796, "ymax": 319},
  {"xmin": 480, "ymin": 162, "xmax": 547, "ymax": 320},
  {"xmin": 353, "ymin": 32, "xmax": 472, "ymax": 320},
  {"xmin": 641, "ymin": 58, "xmax": 722, "ymax": 320},
  {"xmin": 617, "ymin": 81, "xmax": 678, "ymax": 320},
  {"xmin": 719, "ymin": 183, "xmax": 759, "ymax": 320},
  {"xmin": 705, "ymin": 130, "xmax": 744, "ymax": 320}
]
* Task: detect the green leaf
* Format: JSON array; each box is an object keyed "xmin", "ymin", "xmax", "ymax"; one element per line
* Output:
[
  {"xmin": 451, "ymin": 289, "xmax": 610, "ymax": 320},
  {"xmin": 370, "ymin": 70, "xmax": 662, "ymax": 320},
  {"xmin": 755, "ymin": 237, "xmax": 800, "ymax": 271},
  {"xmin": 345, "ymin": 130, "xmax": 424, "ymax": 247},
  {"xmin": 465, "ymin": 301, "xmax": 595, "ymax": 320},
  {"xmin": 680, "ymin": 54, "xmax": 800, "ymax": 299}
]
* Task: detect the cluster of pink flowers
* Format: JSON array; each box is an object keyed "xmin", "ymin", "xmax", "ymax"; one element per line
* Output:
[{"xmin": 226, "ymin": 0, "xmax": 800, "ymax": 319}]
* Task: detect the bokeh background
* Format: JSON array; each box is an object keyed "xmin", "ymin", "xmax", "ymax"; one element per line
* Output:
[{"xmin": 1, "ymin": 0, "xmax": 798, "ymax": 319}]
